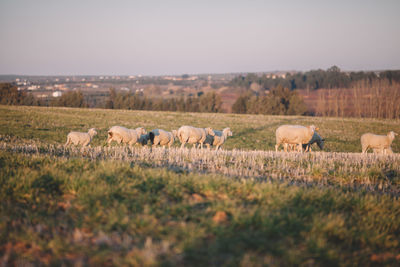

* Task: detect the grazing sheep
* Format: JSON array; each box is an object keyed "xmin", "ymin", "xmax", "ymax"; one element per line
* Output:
[
  {"xmin": 361, "ymin": 131, "xmax": 397, "ymax": 154},
  {"xmin": 204, "ymin": 127, "xmax": 233, "ymax": 150},
  {"xmin": 177, "ymin": 126, "xmax": 215, "ymax": 148},
  {"xmin": 107, "ymin": 126, "xmax": 147, "ymax": 146},
  {"xmin": 149, "ymin": 129, "xmax": 177, "ymax": 148},
  {"xmin": 275, "ymin": 125, "xmax": 318, "ymax": 152},
  {"xmin": 65, "ymin": 128, "xmax": 97, "ymax": 147}
]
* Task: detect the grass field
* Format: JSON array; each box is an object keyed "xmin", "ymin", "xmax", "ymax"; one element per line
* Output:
[{"xmin": 1, "ymin": 105, "xmax": 400, "ymax": 266}]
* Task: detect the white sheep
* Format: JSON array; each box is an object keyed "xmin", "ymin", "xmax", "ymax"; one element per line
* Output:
[
  {"xmin": 177, "ymin": 126, "xmax": 215, "ymax": 149},
  {"xmin": 275, "ymin": 125, "xmax": 317, "ymax": 152},
  {"xmin": 149, "ymin": 129, "xmax": 177, "ymax": 148},
  {"xmin": 361, "ymin": 131, "xmax": 397, "ymax": 154},
  {"xmin": 107, "ymin": 126, "xmax": 147, "ymax": 146},
  {"xmin": 65, "ymin": 128, "xmax": 97, "ymax": 147},
  {"xmin": 204, "ymin": 127, "xmax": 233, "ymax": 150}
]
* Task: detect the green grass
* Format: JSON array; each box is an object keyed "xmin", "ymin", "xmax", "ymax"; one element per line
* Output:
[
  {"xmin": 1, "ymin": 151, "xmax": 400, "ymax": 266},
  {"xmin": 1, "ymin": 105, "xmax": 400, "ymax": 266}
]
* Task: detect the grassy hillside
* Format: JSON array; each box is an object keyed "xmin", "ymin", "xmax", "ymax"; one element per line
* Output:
[
  {"xmin": 1, "ymin": 105, "xmax": 400, "ymax": 266},
  {"xmin": 0, "ymin": 105, "xmax": 399, "ymax": 152}
]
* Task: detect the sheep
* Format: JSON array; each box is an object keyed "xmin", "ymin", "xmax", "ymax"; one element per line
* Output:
[
  {"xmin": 361, "ymin": 131, "xmax": 397, "ymax": 154},
  {"xmin": 65, "ymin": 128, "xmax": 97, "ymax": 147},
  {"xmin": 275, "ymin": 125, "xmax": 318, "ymax": 152},
  {"xmin": 149, "ymin": 129, "xmax": 177, "ymax": 148},
  {"xmin": 107, "ymin": 126, "xmax": 147, "ymax": 146},
  {"xmin": 204, "ymin": 127, "xmax": 233, "ymax": 150},
  {"xmin": 177, "ymin": 126, "xmax": 215, "ymax": 149}
]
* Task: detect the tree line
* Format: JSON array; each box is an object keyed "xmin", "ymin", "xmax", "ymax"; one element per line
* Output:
[
  {"xmin": 104, "ymin": 88, "xmax": 222, "ymax": 113},
  {"xmin": 0, "ymin": 84, "xmax": 222, "ymax": 113},
  {"xmin": 230, "ymin": 66, "xmax": 400, "ymax": 90},
  {"xmin": 232, "ymin": 85, "xmax": 307, "ymax": 115},
  {"xmin": 2, "ymin": 69, "xmax": 400, "ymax": 119}
]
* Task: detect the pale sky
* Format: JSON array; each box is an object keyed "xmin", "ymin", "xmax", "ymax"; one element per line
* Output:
[{"xmin": 0, "ymin": 0, "xmax": 399, "ymax": 75}]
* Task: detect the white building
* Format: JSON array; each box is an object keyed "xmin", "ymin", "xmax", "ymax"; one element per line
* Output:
[{"xmin": 52, "ymin": 91, "xmax": 62, "ymax": 97}]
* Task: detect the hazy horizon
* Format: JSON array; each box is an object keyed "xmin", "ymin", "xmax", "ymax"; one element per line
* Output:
[{"xmin": 1, "ymin": 0, "xmax": 399, "ymax": 76}]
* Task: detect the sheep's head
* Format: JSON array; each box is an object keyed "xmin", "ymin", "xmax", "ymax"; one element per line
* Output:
[
  {"xmin": 223, "ymin": 128, "xmax": 233, "ymax": 137},
  {"xmin": 136, "ymin": 127, "xmax": 147, "ymax": 135},
  {"xmin": 317, "ymin": 138, "xmax": 325, "ymax": 150},
  {"xmin": 139, "ymin": 134, "xmax": 150, "ymax": 145},
  {"xmin": 388, "ymin": 131, "xmax": 398, "ymax": 140},
  {"xmin": 205, "ymin": 127, "xmax": 215, "ymax": 136},
  {"xmin": 172, "ymin": 130, "xmax": 178, "ymax": 138},
  {"xmin": 307, "ymin": 125, "xmax": 318, "ymax": 133},
  {"xmin": 88, "ymin": 128, "xmax": 97, "ymax": 137}
]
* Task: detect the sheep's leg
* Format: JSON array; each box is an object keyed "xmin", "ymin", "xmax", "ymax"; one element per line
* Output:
[
  {"xmin": 298, "ymin": 143, "xmax": 302, "ymax": 152},
  {"xmin": 283, "ymin": 143, "xmax": 288, "ymax": 152},
  {"xmin": 362, "ymin": 145, "xmax": 368, "ymax": 153},
  {"xmin": 275, "ymin": 143, "xmax": 279, "ymax": 152},
  {"xmin": 64, "ymin": 137, "xmax": 71, "ymax": 146},
  {"xmin": 305, "ymin": 144, "xmax": 310, "ymax": 152}
]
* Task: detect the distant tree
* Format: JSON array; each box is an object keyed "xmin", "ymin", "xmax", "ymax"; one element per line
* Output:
[
  {"xmin": 231, "ymin": 85, "xmax": 307, "ymax": 115},
  {"xmin": 105, "ymin": 88, "xmax": 117, "ymax": 109},
  {"xmin": 0, "ymin": 83, "xmax": 28, "ymax": 105},
  {"xmin": 232, "ymin": 92, "xmax": 251, "ymax": 114},
  {"xmin": 199, "ymin": 92, "xmax": 222, "ymax": 113},
  {"xmin": 52, "ymin": 90, "xmax": 87, "ymax": 108}
]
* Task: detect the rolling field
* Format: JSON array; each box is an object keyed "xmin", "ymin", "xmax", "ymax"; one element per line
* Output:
[{"xmin": 1, "ymin": 105, "xmax": 400, "ymax": 266}]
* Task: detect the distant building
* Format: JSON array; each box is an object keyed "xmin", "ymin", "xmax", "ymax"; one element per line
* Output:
[{"xmin": 52, "ymin": 91, "xmax": 62, "ymax": 97}]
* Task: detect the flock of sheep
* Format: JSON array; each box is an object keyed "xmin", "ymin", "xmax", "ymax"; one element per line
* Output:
[
  {"xmin": 65, "ymin": 125, "xmax": 233, "ymax": 150},
  {"xmin": 65, "ymin": 124, "xmax": 397, "ymax": 154}
]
